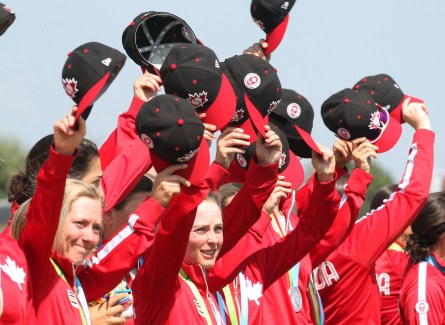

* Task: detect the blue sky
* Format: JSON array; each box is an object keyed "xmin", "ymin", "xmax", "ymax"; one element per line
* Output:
[{"xmin": 1, "ymin": 0, "xmax": 444, "ymax": 181}]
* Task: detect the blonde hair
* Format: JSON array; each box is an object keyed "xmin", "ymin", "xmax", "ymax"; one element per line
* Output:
[{"xmin": 12, "ymin": 179, "xmax": 104, "ymax": 253}]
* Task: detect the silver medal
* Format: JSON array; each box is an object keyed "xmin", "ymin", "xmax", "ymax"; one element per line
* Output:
[{"xmin": 289, "ymin": 287, "xmax": 302, "ymax": 312}]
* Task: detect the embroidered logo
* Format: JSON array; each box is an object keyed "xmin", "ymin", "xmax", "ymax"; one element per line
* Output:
[
  {"xmin": 267, "ymin": 99, "xmax": 281, "ymax": 114},
  {"xmin": 287, "ymin": 103, "xmax": 302, "ymax": 119},
  {"xmin": 177, "ymin": 149, "xmax": 199, "ymax": 162},
  {"xmin": 278, "ymin": 152, "xmax": 286, "ymax": 169},
  {"xmin": 214, "ymin": 60, "xmax": 220, "ymax": 68},
  {"xmin": 415, "ymin": 300, "xmax": 429, "ymax": 314},
  {"xmin": 188, "ymin": 91, "xmax": 209, "ymax": 109},
  {"xmin": 67, "ymin": 289, "xmax": 80, "ymax": 308},
  {"xmin": 368, "ymin": 111, "xmax": 384, "ymax": 130},
  {"xmin": 101, "ymin": 58, "xmax": 112, "ymax": 66},
  {"xmin": 253, "ymin": 18, "xmax": 265, "ymax": 30},
  {"xmin": 244, "ymin": 73, "xmax": 261, "ymax": 89},
  {"xmin": 1, "ymin": 256, "xmax": 26, "ymax": 290},
  {"xmin": 337, "ymin": 128, "xmax": 351, "ymax": 139},
  {"xmin": 3, "ymin": 5, "xmax": 13, "ymax": 13},
  {"xmin": 62, "ymin": 78, "xmax": 79, "ymax": 98},
  {"xmin": 281, "ymin": 2, "xmax": 289, "ymax": 9},
  {"xmin": 236, "ymin": 153, "xmax": 247, "ymax": 168},
  {"xmin": 140, "ymin": 134, "xmax": 154, "ymax": 149},
  {"xmin": 230, "ymin": 108, "xmax": 245, "ymax": 123}
]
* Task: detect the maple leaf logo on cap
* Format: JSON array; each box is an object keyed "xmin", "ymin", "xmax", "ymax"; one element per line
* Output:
[
  {"xmin": 267, "ymin": 99, "xmax": 281, "ymax": 114},
  {"xmin": 231, "ymin": 108, "xmax": 246, "ymax": 123},
  {"xmin": 369, "ymin": 111, "xmax": 383, "ymax": 130},
  {"xmin": 62, "ymin": 78, "xmax": 79, "ymax": 99},
  {"xmin": 278, "ymin": 152, "xmax": 286, "ymax": 169},
  {"xmin": 253, "ymin": 18, "xmax": 265, "ymax": 30},
  {"xmin": 1, "ymin": 256, "xmax": 26, "ymax": 290},
  {"xmin": 188, "ymin": 91, "xmax": 209, "ymax": 109}
]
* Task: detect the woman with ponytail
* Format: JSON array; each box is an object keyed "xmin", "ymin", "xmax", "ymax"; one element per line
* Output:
[{"xmin": 400, "ymin": 192, "xmax": 445, "ymax": 324}]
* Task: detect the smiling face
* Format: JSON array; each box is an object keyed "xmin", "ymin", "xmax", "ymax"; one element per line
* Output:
[
  {"xmin": 184, "ymin": 199, "xmax": 223, "ymax": 269},
  {"xmin": 58, "ymin": 196, "xmax": 103, "ymax": 265}
]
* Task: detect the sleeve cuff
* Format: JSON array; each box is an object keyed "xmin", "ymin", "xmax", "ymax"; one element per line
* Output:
[{"xmin": 126, "ymin": 97, "xmax": 146, "ymax": 117}]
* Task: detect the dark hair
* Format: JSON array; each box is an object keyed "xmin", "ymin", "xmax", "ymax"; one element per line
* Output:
[
  {"xmin": 335, "ymin": 173, "xmax": 350, "ymax": 197},
  {"xmin": 8, "ymin": 134, "xmax": 99, "ymax": 205},
  {"xmin": 405, "ymin": 192, "xmax": 445, "ymax": 263},
  {"xmin": 206, "ymin": 191, "xmax": 222, "ymax": 210},
  {"xmin": 369, "ymin": 184, "xmax": 398, "ymax": 211},
  {"xmin": 218, "ymin": 183, "xmax": 242, "ymax": 209},
  {"xmin": 114, "ymin": 176, "xmax": 153, "ymax": 211}
]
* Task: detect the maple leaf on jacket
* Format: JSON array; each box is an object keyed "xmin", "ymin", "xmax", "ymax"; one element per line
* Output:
[{"xmin": 1, "ymin": 256, "xmax": 26, "ymax": 290}]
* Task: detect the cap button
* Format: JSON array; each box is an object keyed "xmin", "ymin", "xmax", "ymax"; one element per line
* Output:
[
  {"xmin": 67, "ymin": 51, "xmax": 73, "ymax": 56},
  {"xmin": 178, "ymin": 118, "xmax": 184, "ymax": 126},
  {"xmin": 171, "ymin": 63, "xmax": 177, "ymax": 70},
  {"xmin": 344, "ymin": 98, "xmax": 350, "ymax": 103},
  {"xmin": 130, "ymin": 21, "xmax": 135, "ymax": 26}
]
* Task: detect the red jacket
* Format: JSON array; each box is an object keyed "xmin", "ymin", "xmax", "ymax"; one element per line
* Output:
[
  {"xmin": 314, "ymin": 129, "xmax": 435, "ymax": 325},
  {"xmin": 17, "ymin": 147, "xmax": 87, "ymax": 324},
  {"xmin": 400, "ymin": 256, "xmax": 445, "ymax": 324},
  {"xmin": 0, "ymin": 234, "xmax": 35, "ymax": 324},
  {"xmin": 375, "ymin": 242, "xmax": 410, "ymax": 325},
  {"xmin": 132, "ymin": 160, "xmax": 279, "ymax": 324}
]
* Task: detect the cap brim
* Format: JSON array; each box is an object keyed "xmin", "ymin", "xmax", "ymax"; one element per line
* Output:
[
  {"xmin": 294, "ymin": 125, "xmax": 322, "ymax": 155},
  {"xmin": 288, "ymin": 138, "xmax": 312, "ymax": 159},
  {"xmin": 76, "ymin": 71, "xmax": 111, "ymax": 123},
  {"xmin": 150, "ymin": 139, "xmax": 210, "ymax": 183},
  {"xmin": 373, "ymin": 112, "xmax": 402, "ymax": 153},
  {"xmin": 390, "ymin": 94, "xmax": 424, "ymax": 124},
  {"xmin": 201, "ymin": 73, "xmax": 236, "ymax": 131},
  {"xmin": 280, "ymin": 151, "xmax": 304, "ymax": 191},
  {"xmin": 244, "ymin": 93, "xmax": 268, "ymax": 138},
  {"xmin": 264, "ymin": 14, "xmax": 289, "ymax": 55}
]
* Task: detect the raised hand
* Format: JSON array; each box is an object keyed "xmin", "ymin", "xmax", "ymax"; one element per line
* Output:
[
  {"xmin": 53, "ymin": 106, "xmax": 86, "ymax": 155},
  {"xmin": 312, "ymin": 144, "xmax": 335, "ymax": 182},
  {"xmin": 402, "ymin": 97, "xmax": 431, "ymax": 131},
  {"xmin": 151, "ymin": 164, "xmax": 191, "ymax": 208},
  {"xmin": 133, "ymin": 72, "xmax": 162, "ymax": 102},
  {"xmin": 243, "ymin": 38, "xmax": 271, "ymax": 62},
  {"xmin": 256, "ymin": 124, "xmax": 282, "ymax": 166},
  {"xmin": 351, "ymin": 139, "xmax": 379, "ymax": 173},
  {"xmin": 215, "ymin": 127, "xmax": 251, "ymax": 169},
  {"xmin": 262, "ymin": 175, "xmax": 292, "ymax": 214}
]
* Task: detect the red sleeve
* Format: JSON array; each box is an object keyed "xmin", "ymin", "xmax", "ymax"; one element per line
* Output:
[
  {"xmin": 261, "ymin": 175, "xmax": 340, "ymax": 288},
  {"xmin": 309, "ymin": 168, "xmax": 373, "ymax": 267},
  {"xmin": 99, "ymin": 97, "xmax": 145, "ymax": 169},
  {"xmin": 343, "ymin": 129, "xmax": 435, "ymax": 267},
  {"xmin": 218, "ymin": 158, "xmax": 278, "ymax": 257},
  {"xmin": 77, "ymin": 197, "xmax": 165, "ymax": 302},
  {"xmin": 100, "ymin": 98, "xmax": 153, "ymax": 212},
  {"xmin": 207, "ymin": 211, "xmax": 272, "ymax": 291},
  {"xmin": 18, "ymin": 147, "xmax": 74, "ymax": 291},
  {"xmin": 205, "ymin": 162, "xmax": 229, "ymax": 192},
  {"xmin": 132, "ymin": 181, "xmax": 210, "ymax": 304}
]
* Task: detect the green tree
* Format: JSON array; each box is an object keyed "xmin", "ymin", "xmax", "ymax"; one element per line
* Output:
[{"xmin": 0, "ymin": 136, "xmax": 28, "ymax": 199}]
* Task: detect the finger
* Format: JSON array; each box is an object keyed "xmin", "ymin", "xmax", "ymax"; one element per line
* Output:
[
  {"xmin": 223, "ymin": 138, "xmax": 251, "ymax": 148},
  {"xmin": 109, "ymin": 316, "xmax": 126, "ymax": 325},
  {"xmin": 276, "ymin": 180, "xmax": 292, "ymax": 188},
  {"xmin": 198, "ymin": 112, "xmax": 206, "ymax": 120},
  {"xmin": 203, "ymin": 123, "xmax": 217, "ymax": 132},
  {"xmin": 165, "ymin": 174, "xmax": 192, "ymax": 187},
  {"xmin": 108, "ymin": 293, "xmax": 128, "ymax": 306},
  {"xmin": 159, "ymin": 164, "xmax": 188, "ymax": 175},
  {"xmin": 277, "ymin": 175, "xmax": 286, "ymax": 181},
  {"xmin": 108, "ymin": 303, "xmax": 125, "ymax": 314}
]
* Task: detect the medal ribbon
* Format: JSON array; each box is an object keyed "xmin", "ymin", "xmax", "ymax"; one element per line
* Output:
[
  {"xmin": 220, "ymin": 285, "xmax": 239, "ymax": 325},
  {"xmin": 179, "ymin": 268, "xmax": 215, "ymax": 324},
  {"xmin": 238, "ymin": 272, "xmax": 249, "ymax": 325},
  {"xmin": 50, "ymin": 259, "xmax": 89, "ymax": 325}
]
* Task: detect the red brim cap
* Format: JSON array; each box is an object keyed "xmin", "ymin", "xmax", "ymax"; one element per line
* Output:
[
  {"xmin": 280, "ymin": 150, "xmax": 304, "ymax": 191},
  {"xmin": 201, "ymin": 73, "xmax": 237, "ymax": 131},
  {"xmin": 373, "ymin": 112, "xmax": 402, "ymax": 153},
  {"xmin": 150, "ymin": 138, "xmax": 210, "ymax": 183},
  {"xmin": 390, "ymin": 95, "xmax": 424, "ymax": 124},
  {"xmin": 76, "ymin": 71, "xmax": 111, "ymax": 123},
  {"xmin": 244, "ymin": 93, "xmax": 268, "ymax": 138},
  {"xmin": 264, "ymin": 14, "xmax": 290, "ymax": 55},
  {"xmin": 294, "ymin": 125, "xmax": 322, "ymax": 155}
]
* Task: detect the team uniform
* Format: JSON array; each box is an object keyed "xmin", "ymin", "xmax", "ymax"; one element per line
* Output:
[
  {"xmin": 16, "ymin": 147, "xmax": 88, "ymax": 324},
  {"xmin": 133, "ymin": 159, "xmax": 278, "ymax": 324},
  {"xmin": 399, "ymin": 254, "xmax": 445, "ymax": 324},
  {"xmin": 375, "ymin": 242, "xmax": 411, "ymax": 325},
  {"xmin": 0, "ymin": 234, "xmax": 35, "ymax": 324},
  {"xmin": 314, "ymin": 129, "xmax": 435, "ymax": 324}
]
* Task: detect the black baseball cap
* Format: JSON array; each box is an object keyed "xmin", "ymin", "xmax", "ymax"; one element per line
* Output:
[
  {"xmin": 353, "ymin": 73, "xmax": 424, "ymax": 124},
  {"xmin": 0, "ymin": 3, "xmax": 15, "ymax": 36},
  {"xmin": 269, "ymin": 89, "xmax": 321, "ymax": 158},
  {"xmin": 223, "ymin": 54, "xmax": 282, "ymax": 140},
  {"xmin": 135, "ymin": 94, "xmax": 210, "ymax": 182},
  {"xmin": 321, "ymin": 88, "xmax": 402, "ymax": 153},
  {"xmin": 122, "ymin": 11, "xmax": 198, "ymax": 75},
  {"xmin": 250, "ymin": 0, "xmax": 296, "ymax": 55},
  {"xmin": 160, "ymin": 44, "xmax": 236, "ymax": 131},
  {"xmin": 62, "ymin": 42, "xmax": 126, "ymax": 122}
]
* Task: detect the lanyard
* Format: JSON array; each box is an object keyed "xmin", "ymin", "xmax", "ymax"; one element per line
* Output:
[
  {"xmin": 426, "ymin": 255, "xmax": 445, "ymax": 275},
  {"xmin": 50, "ymin": 259, "xmax": 89, "ymax": 325},
  {"xmin": 221, "ymin": 285, "xmax": 238, "ymax": 325},
  {"xmin": 238, "ymin": 272, "xmax": 249, "ymax": 325},
  {"xmin": 179, "ymin": 268, "xmax": 223, "ymax": 324},
  {"xmin": 308, "ymin": 275, "xmax": 325, "ymax": 325}
]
